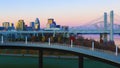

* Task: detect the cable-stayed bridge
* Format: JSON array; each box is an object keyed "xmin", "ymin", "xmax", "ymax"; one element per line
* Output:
[
  {"xmin": 0, "ymin": 11, "xmax": 120, "ymax": 44},
  {"xmin": 0, "ymin": 10, "xmax": 120, "ymax": 68}
]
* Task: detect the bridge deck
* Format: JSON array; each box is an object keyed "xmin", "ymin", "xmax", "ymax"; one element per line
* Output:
[
  {"xmin": 0, "ymin": 30, "xmax": 120, "ymax": 34},
  {"xmin": 0, "ymin": 42, "xmax": 120, "ymax": 66}
]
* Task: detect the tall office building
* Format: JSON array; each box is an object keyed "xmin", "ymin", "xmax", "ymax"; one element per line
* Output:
[
  {"xmin": 10, "ymin": 23, "xmax": 14, "ymax": 27},
  {"xmin": 9, "ymin": 23, "xmax": 15, "ymax": 30},
  {"xmin": 2, "ymin": 22, "xmax": 10, "ymax": 29},
  {"xmin": 16, "ymin": 20, "xmax": 25, "ymax": 31},
  {"xmin": 50, "ymin": 21, "xmax": 56, "ymax": 28},
  {"xmin": 46, "ymin": 18, "xmax": 56, "ymax": 28},
  {"xmin": 48, "ymin": 18, "xmax": 54, "ymax": 24},
  {"xmin": 30, "ymin": 22, "xmax": 35, "ymax": 30},
  {"xmin": 34, "ymin": 18, "xmax": 40, "ymax": 30}
]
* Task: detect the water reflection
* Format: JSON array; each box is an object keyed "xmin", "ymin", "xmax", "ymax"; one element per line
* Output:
[{"xmin": 81, "ymin": 34, "xmax": 120, "ymax": 48}]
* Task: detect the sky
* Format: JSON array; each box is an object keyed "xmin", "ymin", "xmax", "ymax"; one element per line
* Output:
[{"xmin": 0, "ymin": 0, "xmax": 120, "ymax": 28}]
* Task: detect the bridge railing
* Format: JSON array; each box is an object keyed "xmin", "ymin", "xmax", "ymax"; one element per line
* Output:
[{"xmin": 0, "ymin": 35, "xmax": 120, "ymax": 56}]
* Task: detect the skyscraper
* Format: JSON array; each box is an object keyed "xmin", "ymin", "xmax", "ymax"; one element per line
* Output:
[
  {"xmin": 9, "ymin": 23, "xmax": 15, "ymax": 30},
  {"xmin": 10, "ymin": 23, "xmax": 14, "ymax": 27},
  {"xmin": 46, "ymin": 18, "xmax": 56, "ymax": 28},
  {"xmin": 48, "ymin": 18, "xmax": 54, "ymax": 24},
  {"xmin": 30, "ymin": 22, "xmax": 35, "ymax": 30},
  {"xmin": 34, "ymin": 18, "xmax": 40, "ymax": 30},
  {"xmin": 2, "ymin": 22, "xmax": 10, "ymax": 29},
  {"xmin": 16, "ymin": 20, "xmax": 25, "ymax": 31},
  {"xmin": 50, "ymin": 21, "xmax": 56, "ymax": 28}
]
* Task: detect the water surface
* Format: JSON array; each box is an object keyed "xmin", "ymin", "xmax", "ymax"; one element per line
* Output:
[{"xmin": 0, "ymin": 56, "xmax": 116, "ymax": 68}]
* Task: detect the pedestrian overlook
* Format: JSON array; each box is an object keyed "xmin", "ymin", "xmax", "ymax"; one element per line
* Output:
[{"xmin": 0, "ymin": 42, "xmax": 120, "ymax": 68}]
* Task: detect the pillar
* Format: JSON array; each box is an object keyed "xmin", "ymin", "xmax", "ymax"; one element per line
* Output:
[
  {"xmin": 92, "ymin": 41, "xmax": 94, "ymax": 50},
  {"xmin": 100, "ymin": 33, "xmax": 108, "ymax": 43},
  {"xmin": 115, "ymin": 45, "xmax": 118, "ymax": 56},
  {"xmin": 1, "ymin": 35, "xmax": 3, "ymax": 43},
  {"xmin": 100, "ymin": 34, "xmax": 103, "ymax": 43},
  {"xmin": 48, "ymin": 38, "xmax": 50, "ymax": 45},
  {"xmin": 103, "ymin": 12, "xmax": 108, "ymax": 42},
  {"xmin": 103, "ymin": 33, "xmax": 108, "ymax": 43},
  {"xmin": 110, "ymin": 10, "xmax": 114, "ymax": 42},
  {"xmin": 71, "ymin": 40, "xmax": 73, "ymax": 47},
  {"xmin": 39, "ymin": 50, "xmax": 43, "ymax": 68},
  {"xmin": 25, "ymin": 36, "xmax": 27, "ymax": 44},
  {"xmin": 104, "ymin": 12, "xmax": 107, "ymax": 31},
  {"xmin": 79, "ymin": 56, "xmax": 83, "ymax": 68}
]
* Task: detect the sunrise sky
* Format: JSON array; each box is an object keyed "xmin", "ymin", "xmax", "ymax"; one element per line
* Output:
[{"xmin": 0, "ymin": 0, "xmax": 120, "ymax": 28}]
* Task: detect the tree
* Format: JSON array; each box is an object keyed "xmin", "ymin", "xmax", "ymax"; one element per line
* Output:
[
  {"xmin": 41, "ymin": 36, "xmax": 45, "ymax": 42},
  {"xmin": 31, "ymin": 36, "xmax": 36, "ymax": 42}
]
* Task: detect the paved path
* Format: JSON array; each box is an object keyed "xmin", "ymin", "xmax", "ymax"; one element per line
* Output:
[{"xmin": 0, "ymin": 42, "xmax": 120, "ymax": 66}]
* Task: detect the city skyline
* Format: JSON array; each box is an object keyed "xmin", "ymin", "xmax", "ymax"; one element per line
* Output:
[{"xmin": 0, "ymin": 0, "xmax": 120, "ymax": 28}]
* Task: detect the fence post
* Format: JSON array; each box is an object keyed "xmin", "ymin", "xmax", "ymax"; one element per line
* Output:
[{"xmin": 92, "ymin": 41, "xmax": 94, "ymax": 50}]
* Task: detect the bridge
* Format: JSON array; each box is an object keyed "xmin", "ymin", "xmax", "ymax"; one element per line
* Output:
[
  {"xmin": 0, "ymin": 29, "xmax": 120, "ymax": 34},
  {"xmin": 0, "ymin": 42, "xmax": 120, "ymax": 68},
  {"xmin": 0, "ymin": 10, "xmax": 120, "ymax": 68},
  {"xmin": 0, "ymin": 11, "xmax": 120, "ymax": 43}
]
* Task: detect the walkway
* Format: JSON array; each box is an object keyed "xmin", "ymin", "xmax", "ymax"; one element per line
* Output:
[{"xmin": 0, "ymin": 42, "xmax": 120, "ymax": 68}]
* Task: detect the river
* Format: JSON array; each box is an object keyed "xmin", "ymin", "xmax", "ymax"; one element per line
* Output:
[
  {"xmin": 0, "ymin": 55, "xmax": 116, "ymax": 68},
  {"xmin": 82, "ymin": 34, "xmax": 120, "ymax": 48}
]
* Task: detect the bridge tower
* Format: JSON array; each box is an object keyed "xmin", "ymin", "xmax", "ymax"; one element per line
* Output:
[
  {"xmin": 103, "ymin": 12, "xmax": 108, "ymax": 42},
  {"xmin": 110, "ymin": 10, "xmax": 114, "ymax": 42},
  {"xmin": 104, "ymin": 12, "xmax": 107, "ymax": 31},
  {"xmin": 100, "ymin": 12, "xmax": 108, "ymax": 43}
]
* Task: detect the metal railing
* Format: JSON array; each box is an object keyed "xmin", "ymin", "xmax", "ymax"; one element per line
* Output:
[{"xmin": 0, "ymin": 36, "xmax": 119, "ymax": 56}]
